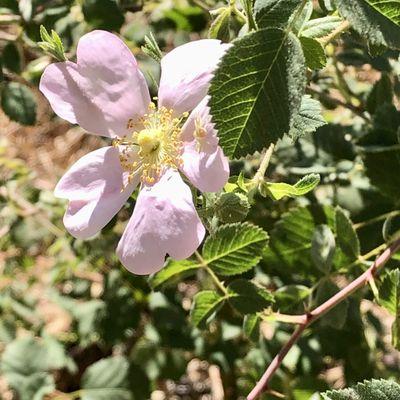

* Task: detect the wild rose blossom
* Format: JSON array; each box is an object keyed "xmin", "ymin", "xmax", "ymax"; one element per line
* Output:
[{"xmin": 39, "ymin": 30, "xmax": 230, "ymax": 275}]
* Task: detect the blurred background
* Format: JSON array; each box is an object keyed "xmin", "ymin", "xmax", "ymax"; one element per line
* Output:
[{"xmin": 1, "ymin": 0, "xmax": 400, "ymax": 399}]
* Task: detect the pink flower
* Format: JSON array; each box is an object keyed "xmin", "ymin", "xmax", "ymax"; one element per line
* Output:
[{"xmin": 39, "ymin": 30, "xmax": 230, "ymax": 275}]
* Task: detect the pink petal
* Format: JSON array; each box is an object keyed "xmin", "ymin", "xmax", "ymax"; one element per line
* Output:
[
  {"xmin": 55, "ymin": 146, "xmax": 138, "ymax": 239},
  {"xmin": 117, "ymin": 169, "xmax": 205, "ymax": 275},
  {"xmin": 180, "ymin": 98, "xmax": 229, "ymax": 192},
  {"xmin": 39, "ymin": 30, "xmax": 150, "ymax": 138},
  {"xmin": 158, "ymin": 40, "xmax": 229, "ymax": 115}
]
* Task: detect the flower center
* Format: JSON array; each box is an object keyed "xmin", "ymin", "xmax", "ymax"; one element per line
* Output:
[
  {"xmin": 114, "ymin": 103, "xmax": 187, "ymax": 186},
  {"xmin": 137, "ymin": 128, "xmax": 161, "ymax": 155}
]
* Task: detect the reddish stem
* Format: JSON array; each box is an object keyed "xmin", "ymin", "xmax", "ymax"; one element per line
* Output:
[{"xmin": 247, "ymin": 239, "xmax": 400, "ymax": 400}]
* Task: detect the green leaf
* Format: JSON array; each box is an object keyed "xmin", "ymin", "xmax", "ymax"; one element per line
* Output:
[
  {"xmin": 358, "ymin": 106, "xmax": 400, "ymax": 200},
  {"xmin": 335, "ymin": 207, "xmax": 360, "ymax": 260},
  {"xmin": 301, "ymin": 16, "xmax": 343, "ymax": 38},
  {"xmin": 263, "ymin": 173, "xmax": 320, "ymax": 200},
  {"xmin": 202, "ymin": 222, "xmax": 268, "ymax": 276},
  {"xmin": 243, "ymin": 314, "xmax": 260, "ymax": 341},
  {"xmin": 1, "ymin": 82, "xmax": 37, "ymax": 125},
  {"xmin": 321, "ymin": 379, "xmax": 400, "ymax": 399},
  {"xmin": 366, "ymin": 72, "xmax": 393, "ymax": 114},
  {"xmin": 209, "ymin": 7, "xmax": 232, "ymax": 41},
  {"xmin": 264, "ymin": 205, "xmax": 349, "ymax": 278},
  {"xmin": 311, "ymin": 225, "xmax": 336, "ymax": 272},
  {"xmin": 38, "ymin": 25, "xmax": 67, "ymax": 62},
  {"xmin": 215, "ymin": 192, "xmax": 250, "ymax": 223},
  {"xmin": 227, "ymin": 279, "xmax": 274, "ymax": 314},
  {"xmin": 1, "ymin": 336, "xmax": 73, "ymax": 400},
  {"xmin": 364, "ymin": 0, "xmax": 400, "ymax": 25},
  {"xmin": 289, "ymin": 95, "xmax": 327, "ymax": 139},
  {"xmin": 1, "ymin": 336, "xmax": 71, "ymax": 376},
  {"xmin": 81, "ymin": 356, "xmax": 132, "ymax": 400},
  {"xmin": 299, "ymin": 36, "xmax": 327, "ymax": 69},
  {"xmin": 149, "ymin": 259, "xmax": 201, "ymax": 289},
  {"xmin": 141, "ymin": 32, "xmax": 162, "ymax": 63},
  {"xmin": 382, "ymin": 214, "xmax": 400, "ymax": 242},
  {"xmin": 9, "ymin": 373, "xmax": 55, "ymax": 400},
  {"xmin": 190, "ymin": 290, "xmax": 226, "ymax": 328},
  {"xmin": 379, "ymin": 269, "xmax": 400, "ymax": 349},
  {"xmin": 291, "ymin": 0, "xmax": 313, "ymax": 34},
  {"xmin": 274, "ymin": 285, "xmax": 312, "ymax": 312},
  {"xmin": 335, "ymin": 0, "xmax": 400, "ymax": 49},
  {"xmin": 82, "ymin": 0, "xmax": 124, "ymax": 31},
  {"xmin": 254, "ymin": 0, "xmax": 302, "ymax": 28},
  {"xmin": 209, "ymin": 28, "xmax": 306, "ymax": 158},
  {"xmin": 2, "ymin": 42, "xmax": 22, "ymax": 73},
  {"xmin": 316, "ymin": 280, "xmax": 348, "ymax": 329}
]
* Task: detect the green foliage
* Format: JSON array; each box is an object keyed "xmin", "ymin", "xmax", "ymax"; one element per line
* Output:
[
  {"xmin": 335, "ymin": 0, "xmax": 400, "ymax": 49},
  {"xmin": 81, "ymin": 356, "xmax": 132, "ymax": 400},
  {"xmin": 254, "ymin": 0, "xmax": 302, "ymax": 28},
  {"xmin": 227, "ymin": 279, "xmax": 274, "ymax": 314},
  {"xmin": 358, "ymin": 106, "xmax": 400, "ymax": 200},
  {"xmin": 209, "ymin": 28, "xmax": 305, "ymax": 158},
  {"xmin": 264, "ymin": 205, "xmax": 352, "ymax": 278},
  {"xmin": 311, "ymin": 225, "xmax": 336, "ymax": 272},
  {"xmin": 2, "ymin": 42, "xmax": 22, "ymax": 73},
  {"xmin": 316, "ymin": 280, "xmax": 349, "ymax": 329},
  {"xmin": 378, "ymin": 269, "xmax": 400, "ymax": 349},
  {"xmin": 3, "ymin": 0, "xmax": 400, "ymax": 398},
  {"xmin": 38, "ymin": 25, "xmax": 66, "ymax": 62},
  {"xmin": 202, "ymin": 222, "xmax": 268, "ymax": 276},
  {"xmin": 209, "ymin": 6, "xmax": 232, "ymax": 41},
  {"xmin": 364, "ymin": 0, "xmax": 400, "ymax": 25},
  {"xmin": 82, "ymin": 0, "xmax": 124, "ymax": 31},
  {"xmin": 1, "ymin": 82, "xmax": 37, "ymax": 125},
  {"xmin": 149, "ymin": 259, "xmax": 200, "ymax": 289},
  {"xmin": 335, "ymin": 207, "xmax": 360, "ymax": 260},
  {"xmin": 141, "ymin": 32, "xmax": 163, "ymax": 62},
  {"xmin": 262, "ymin": 173, "xmax": 320, "ymax": 200},
  {"xmin": 300, "ymin": 36, "xmax": 327, "ymax": 69},
  {"xmin": 301, "ymin": 16, "xmax": 343, "ymax": 38},
  {"xmin": 242, "ymin": 314, "xmax": 260, "ymax": 341},
  {"xmin": 289, "ymin": 95, "xmax": 327, "ymax": 139},
  {"xmin": 321, "ymin": 379, "xmax": 400, "ymax": 399},
  {"xmin": 274, "ymin": 285, "xmax": 312, "ymax": 312},
  {"xmin": 1, "ymin": 336, "xmax": 74, "ymax": 400},
  {"xmin": 190, "ymin": 290, "xmax": 225, "ymax": 328},
  {"xmin": 215, "ymin": 192, "xmax": 250, "ymax": 223},
  {"xmin": 150, "ymin": 222, "xmax": 268, "ymax": 290},
  {"xmin": 366, "ymin": 73, "xmax": 393, "ymax": 114}
]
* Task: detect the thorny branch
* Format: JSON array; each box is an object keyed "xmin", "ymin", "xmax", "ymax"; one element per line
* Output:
[{"xmin": 247, "ymin": 238, "xmax": 400, "ymax": 400}]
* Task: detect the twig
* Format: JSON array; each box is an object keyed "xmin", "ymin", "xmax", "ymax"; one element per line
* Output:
[
  {"xmin": 319, "ymin": 20, "xmax": 350, "ymax": 47},
  {"xmin": 247, "ymin": 238, "xmax": 400, "ymax": 400},
  {"xmin": 252, "ymin": 144, "xmax": 275, "ymax": 185},
  {"xmin": 307, "ymin": 86, "xmax": 371, "ymax": 122},
  {"xmin": 195, "ymin": 250, "xmax": 228, "ymax": 295},
  {"xmin": 353, "ymin": 210, "xmax": 400, "ymax": 230}
]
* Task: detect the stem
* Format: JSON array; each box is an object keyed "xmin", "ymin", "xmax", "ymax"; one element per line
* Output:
[
  {"xmin": 232, "ymin": 5, "xmax": 247, "ymax": 24},
  {"xmin": 261, "ymin": 312, "xmax": 306, "ymax": 325},
  {"xmin": 195, "ymin": 250, "xmax": 228, "ymax": 295},
  {"xmin": 307, "ymin": 86, "xmax": 371, "ymax": 123},
  {"xmin": 239, "ymin": 0, "xmax": 257, "ymax": 31},
  {"xmin": 353, "ymin": 210, "xmax": 400, "ymax": 230},
  {"xmin": 247, "ymin": 238, "xmax": 400, "ymax": 400},
  {"xmin": 319, "ymin": 20, "xmax": 350, "ymax": 47},
  {"xmin": 252, "ymin": 144, "xmax": 275, "ymax": 185}
]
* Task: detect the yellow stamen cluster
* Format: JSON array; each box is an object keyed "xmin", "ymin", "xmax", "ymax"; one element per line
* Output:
[{"xmin": 114, "ymin": 102, "xmax": 188, "ymax": 186}]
